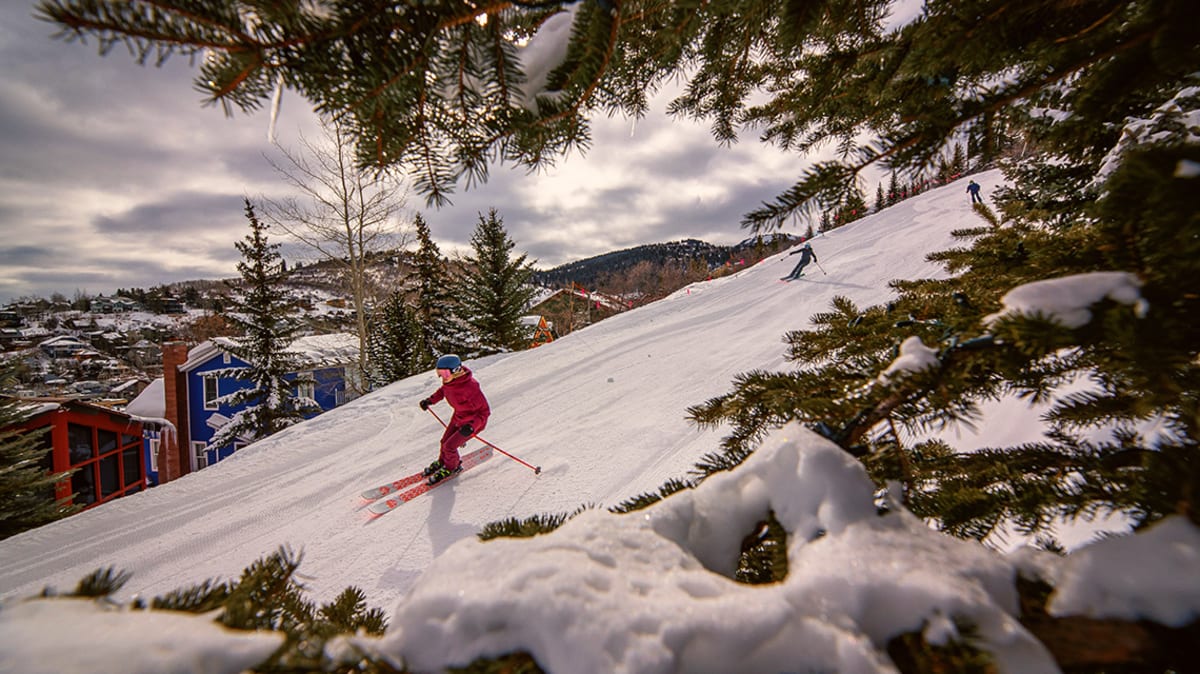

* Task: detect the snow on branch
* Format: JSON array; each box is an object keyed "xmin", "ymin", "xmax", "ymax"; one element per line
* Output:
[
  {"xmin": 1093, "ymin": 85, "xmax": 1200, "ymax": 188},
  {"xmin": 878, "ymin": 335, "xmax": 940, "ymax": 384},
  {"xmin": 984, "ymin": 272, "xmax": 1146, "ymax": 330}
]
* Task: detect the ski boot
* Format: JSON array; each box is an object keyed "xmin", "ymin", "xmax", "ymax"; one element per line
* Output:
[
  {"xmin": 422, "ymin": 459, "xmax": 444, "ymax": 477},
  {"xmin": 426, "ymin": 463, "xmax": 463, "ymax": 485}
]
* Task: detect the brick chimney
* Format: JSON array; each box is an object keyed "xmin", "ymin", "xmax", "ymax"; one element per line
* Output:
[{"xmin": 160, "ymin": 341, "xmax": 191, "ymax": 483}]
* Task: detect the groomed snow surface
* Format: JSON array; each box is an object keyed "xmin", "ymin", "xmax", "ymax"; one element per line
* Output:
[{"xmin": 2, "ymin": 172, "xmax": 1198, "ymax": 674}]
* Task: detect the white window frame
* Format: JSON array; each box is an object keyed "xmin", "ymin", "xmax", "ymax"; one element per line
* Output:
[
  {"xmin": 295, "ymin": 372, "xmax": 315, "ymax": 402},
  {"xmin": 149, "ymin": 438, "xmax": 159, "ymax": 474},
  {"xmin": 203, "ymin": 375, "xmax": 219, "ymax": 410},
  {"xmin": 342, "ymin": 366, "xmax": 362, "ymax": 403},
  {"xmin": 192, "ymin": 441, "xmax": 208, "ymax": 470}
]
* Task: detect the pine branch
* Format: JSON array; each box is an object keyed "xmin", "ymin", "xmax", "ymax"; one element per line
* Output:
[
  {"xmin": 478, "ymin": 505, "xmax": 593, "ymax": 540},
  {"xmin": 610, "ymin": 478, "xmax": 693, "ymax": 513},
  {"xmin": 151, "ymin": 578, "xmax": 233, "ymax": 613},
  {"xmin": 71, "ymin": 567, "xmax": 132, "ymax": 598}
]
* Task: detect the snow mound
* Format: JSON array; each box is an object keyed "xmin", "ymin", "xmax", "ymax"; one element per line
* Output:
[
  {"xmin": 0, "ymin": 598, "xmax": 282, "ymax": 674},
  {"xmin": 375, "ymin": 424, "xmax": 1058, "ymax": 673},
  {"xmin": 1048, "ymin": 517, "xmax": 1200, "ymax": 627}
]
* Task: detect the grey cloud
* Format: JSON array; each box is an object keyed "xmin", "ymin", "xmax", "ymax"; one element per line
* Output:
[
  {"xmin": 2, "ymin": 5, "xmax": 302, "ymax": 191},
  {"xmin": 0, "ymin": 245, "xmax": 55, "ymax": 266},
  {"xmin": 674, "ymin": 177, "xmax": 800, "ymax": 234},
  {"xmin": 19, "ymin": 268, "xmax": 131, "ymax": 288},
  {"xmin": 0, "ymin": 90, "xmax": 173, "ymax": 186},
  {"xmin": 640, "ymin": 139, "xmax": 727, "ymax": 181},
  {"xmin": 422, "ymin": 168, "xmax": 529, "ymax": 241},
  {"xmin": 93, "ymin": 191, "xmax": 249, "ymax": 235},
  {"xmin": 17, "ymin": 262, "xmax": 230, "ymax": 296}
]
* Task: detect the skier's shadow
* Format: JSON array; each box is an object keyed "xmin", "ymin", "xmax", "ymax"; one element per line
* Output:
[
  {"xmin": 791, "ymin": 277, "xmax": 871, "ymax": 291},
  {"xmin": 426, "ymin": 483, "xmax": 479, "ymax": 557}
]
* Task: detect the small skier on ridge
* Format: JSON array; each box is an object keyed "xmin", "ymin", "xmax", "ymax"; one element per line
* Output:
[
  {"xmin": 967, "ymin": 179, "xmax": 983, "ymax": 204},
  {"xmin": 419, "ymin": 354, "xmax": 491, "ymax": 485},
  {"xmin": 782, "ymin": 242, "xmax": 818, "ymax": 281}
]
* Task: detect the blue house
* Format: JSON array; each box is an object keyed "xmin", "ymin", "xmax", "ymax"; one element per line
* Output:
[{"xmin": 134, "ymin": 334, "xmax": 360, "ymax": 481}]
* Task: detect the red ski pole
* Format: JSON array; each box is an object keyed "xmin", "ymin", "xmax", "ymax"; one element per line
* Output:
[{"xmin": 427, "ymin": 407, "xmax": 541, "ymax": 475}]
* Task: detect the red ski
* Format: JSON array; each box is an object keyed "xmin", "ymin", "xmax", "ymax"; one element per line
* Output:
[
  {"xmin": 360, "ymin": 446, "xmax": 492, "ymax": 501},
  {"xmin": 366, "ymin": 447, "xmax": 493, "ymax": 516}
]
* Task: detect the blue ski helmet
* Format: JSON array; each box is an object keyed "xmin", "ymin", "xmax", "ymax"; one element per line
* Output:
[{"xmin": 436, "ymin": 354, "xmax": 462, "ymax": 371}]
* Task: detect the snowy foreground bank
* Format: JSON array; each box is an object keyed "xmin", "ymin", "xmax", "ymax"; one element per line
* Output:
[{"xmin": 4, "ymin": 424, "xmax": 1197, "ymax": 674}]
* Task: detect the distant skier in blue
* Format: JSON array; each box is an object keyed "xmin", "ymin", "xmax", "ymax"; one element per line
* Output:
[
  {"xmin": 967, "ymin": 180, "xmax": 983, "ymax": 204},
  {"xmin": 782, "ymin": 242, "xmax": 817, "ymax": 280}
]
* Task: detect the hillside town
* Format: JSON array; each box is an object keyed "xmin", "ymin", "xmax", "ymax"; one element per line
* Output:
[
  {"xmin": 0, "ymin": 283, "xmax": 369, "ymax": 512},
  {"xmin": 0, "ymin": 289, "xmax": 354, "ymax": 402}
]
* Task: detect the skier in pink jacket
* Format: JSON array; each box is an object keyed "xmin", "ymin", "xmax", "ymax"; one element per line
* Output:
[{"xmin": 419, "ymin": 354, "xmax": 491, "ymax": 484}]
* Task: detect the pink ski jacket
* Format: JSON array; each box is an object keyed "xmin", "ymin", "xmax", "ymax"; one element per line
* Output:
[{"xmin": 428, "ymin": 366, "xmax": 491, "ymax": 428}]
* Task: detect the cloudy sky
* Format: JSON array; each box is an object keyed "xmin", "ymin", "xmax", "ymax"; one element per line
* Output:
[{"xmin": 0, "ymin": 1, "xmax": 811, "ymax": 303}]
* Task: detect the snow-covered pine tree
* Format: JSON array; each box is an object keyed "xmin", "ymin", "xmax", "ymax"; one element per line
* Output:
[
  {"xmin": 410, "ymin": 214, "xmax": 471, "ymax": 365},
  {"xmin": 210, "ymin": 200, "xmax": 316, "ymax": 450},
  {"xmin": 366, "ymin": 291, "xmax": 423, "ymax": 387},
  {"xmin": 455, "ymin": 209, "xmax": 537, "ymax": 355},
  {"xmin": 950, "ymin": 143, "xmax": 966, "ymax": 177},
  {"xmin": 691, "ymin": 108, "xmax": 1200, "ymax": 547},
  {"xmin": 0, "ymin": 365, "xmax": 79, "ymax": 540}
]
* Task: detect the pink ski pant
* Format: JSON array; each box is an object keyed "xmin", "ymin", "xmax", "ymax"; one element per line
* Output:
[{"xmin": 439, "ymin": 418, "xmax": 486, "ymax": 470}]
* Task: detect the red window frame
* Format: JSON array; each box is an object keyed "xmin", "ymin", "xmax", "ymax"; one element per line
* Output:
[
  {"xmin": 64, "ymin": 422, "xmax": 145, "ymax": 506},
  {"xmin": 16, "ymin": 404, "xmax": 148, "ymax": 509}
]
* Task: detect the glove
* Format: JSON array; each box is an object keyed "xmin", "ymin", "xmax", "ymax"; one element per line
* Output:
[
  {"xmin": 459, "ymin": 424, "xmax": 474, "ymax": 437},
  {"xmin": 419, "ymin": 399, "xmax": 431, "ymax": 411}
]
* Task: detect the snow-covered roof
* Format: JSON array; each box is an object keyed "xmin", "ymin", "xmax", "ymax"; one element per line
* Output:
[
  {"xmin": 180, "ymin": 333, "xmax": 359, "ymax": 372},
  {"xmin": 12, "ymin": 400, "xmax": 61, "ymax": 419},
  {"xmin": 125, "ymin": 378, "xmax": 164, "ymax": 419},
  {"xmin": 178, "ymin": 340, "xmax": 225, "ymax": 372},
  {"xmin": 205, "ymin": 412, "xmax": 231, "ymax": 431},
  {"xmin": 109, "ymin": 379, "xmax": 143, "ymax": 394},
  {"xmin": 37, "ymin": 335, "xmax": 87, "ymax": 347},
  {"xmin": 529, "ymin": 287, "xmax": 629, "ymax": 313},
  {"xmin": 10, "ymin": 397, "xmax": 136, "ymax": 423},
  {"xmin": 285, "ymin": 333, "xmax": 360, "ymax": 368}
]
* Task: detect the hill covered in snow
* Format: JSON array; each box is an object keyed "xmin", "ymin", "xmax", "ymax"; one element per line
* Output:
[
  {"xmin": 1, "ymin": 172, "xmax": 1197, "ymax": 673},
  {"xmin": 531, "ymin": 234, "xmax": 801, "ymax": 289}
]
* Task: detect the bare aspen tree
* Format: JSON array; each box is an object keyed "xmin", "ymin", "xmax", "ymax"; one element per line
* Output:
[{"xmin": 259, "ymin": 116, "xmax": 411, "ymax": 392}]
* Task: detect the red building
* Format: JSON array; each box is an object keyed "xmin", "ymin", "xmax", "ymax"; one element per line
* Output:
[{"xmin": 11, "ymin": 398, "xmax": 146, "ymax": 509}]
